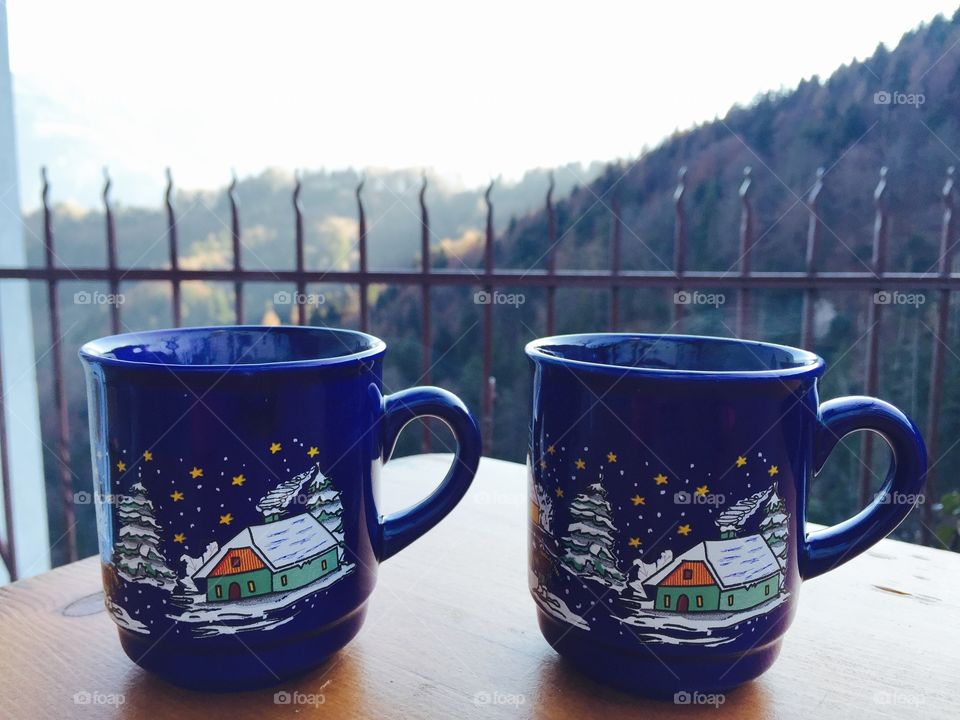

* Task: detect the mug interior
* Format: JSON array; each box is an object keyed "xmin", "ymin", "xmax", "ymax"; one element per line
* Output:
[
  {"xmin": 526, "ymin": 334, "xmax": 822, "ymax": 376},
  {"xmin": 80, "ymin": 326, "xmax": 384, "ymax": 369}
]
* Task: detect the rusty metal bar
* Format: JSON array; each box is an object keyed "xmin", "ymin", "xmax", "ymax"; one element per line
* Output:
[
  {"xmin": 922, "ymin": 166, "xmax": 956, "ymax": 543},
  {"xmin": 737, "ymin": 166, "xmax": 754, "ymax": 337},
  {"xmin": 482, "ymin": 181, "xmax": 495, "ymax": 453},
  {"xmin": 419, "ymin": 175, "xmax": 431, "ymax": 452},
  {"xmin": 41, "ymin": 168, "xmax": 78, "ymax": 563},
  {"xmin": 673, "ymin": 167, "xmax": 687, "ymax": 328},
  {"xmin": 164, "ymin": 169, "xmax": 181, "ymax": 327},
  {"xmin": 293, "ymin": 172, "xmax": 307, "ymax": 326},
  {"xmin": 610, "ymin": 192, "xmax": 621, "ymax": 330},
  {"xmin": 546, "ymin": 174, "xmax": 557, "ymax": 336},
  {"xmin": 102, "ymin": 169, "xmax": 120, "ymax": 334},
  {"xmin": 859, "ymin": 166, "xmax": 889, "ymax": 506},
  {"xmin": 802, "ymin": 168, "xmax": 825, "ymax": 349},
  {"xmin": 228, "ymin": 174, "xmax": 243, "ymax": 323},
  {"xmin": 356, "ymin": 179, "xmax": 369, "ymax": 333}
]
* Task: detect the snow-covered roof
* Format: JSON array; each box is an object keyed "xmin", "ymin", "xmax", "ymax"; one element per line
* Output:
[
  {"xmin": 193, "ymin": 513, "xmax": 338, "ymax": 578},
  {"xmin": 643, "ymin": 534, "xmax": 779, "ymax": 589}
]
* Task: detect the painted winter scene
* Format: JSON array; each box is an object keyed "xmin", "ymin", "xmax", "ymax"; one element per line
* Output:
[
  {"xmin": 100, "ymin": 437, "xmax": 354, "ymax": 638},
  {"xmin": 529, "ymin": 438, "xmax": 792, "ymax": 647}
]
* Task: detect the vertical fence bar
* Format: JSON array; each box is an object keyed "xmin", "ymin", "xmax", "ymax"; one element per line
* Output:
[
  {"xmin": 545, "ymin": 174, "xmax": 557, "ymax": 336},
  {"xmin": 356, "ymin": 179, "xmax": 369, "ymax": 333},
  {"xmin": 482, "ymin": 181, "xmax": 495, "ymax": 453},
  {"xmin": 802, "ymin": 167, "xmax": 825, "ymax": 349},
  {"xmin": 102, "ymin": 169, "xmax": 120, "ymax": 334},
  {"xmin": 737, "ymin": 166, "xmax": 754, "ymax": 337},
  {"xmin": 229, "ymin": 174, "xmax": 244, "ymax": 323},
  {"xmin": 609, "ymin": 193, "xmax": 622, "ymax": 330},
  {"xmin": 164, "ymin": 169, "xmax": 182, "ymax": 327},
  {"xmin": 419, "ymin": 175, "xmax": 432, "ymax": 452},
  {"xmin": 293, "ymin": 172, "xmax": 307, "ymax": 325},
  {"xmin": 0, "ymin": 294, "xmax": 14, "ymax": 578},
  {"xmin": 859, "ymin": 166, "xmax": 889, "ymax": 505},
  {"xmin": 673, "ymin": 167, "xmax": 687, "ymax": 328},
  {"xmin": 922, "ymin": 166, "xmax": 956, "ymax": 542},
  {"xmin": 41, "ymin": 169, "xmax": 77, "ymax": 562}
]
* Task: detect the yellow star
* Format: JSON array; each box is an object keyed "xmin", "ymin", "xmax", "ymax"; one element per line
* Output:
[
  {"xmin": 678, "ymin": 524, "xmax": 692, "ymax": 536},
  {"xmin": 695, "ymin": 485, "xmax": 709, "ymax": 497},
  {"xmin": 628, "ymin": 537, "xmax": 641, "ymax": 548},
  {"xmin": 631, "ymin": 494, "xmax": 646, "ymax": 506},
  {"xmin": 189, "ymin": 467, "xmax": 203, "ymax": 479},
  {"xmin": 307, "ymin": 446, "xmax": 319, "ymax": 458},
  {"xmin": 606, "ymin": 452, "xmax": 617, "ymax": 463},
  {"xmin": 219, "ymin": 513, "xmax": 233, "ymax": 525},
  {"xmin": 654, "ymin": 473, "xmax": 668, "ymax": 485},
  {"xmin": 546, "ymin": 445, "xmax": 556, "ymax": 455},
  {"xmin": 116, "ymin": 460, "xmax": 126, "ymax": 472},
  {"xmin": 170, "ymin": 490, "xmax": 184, "ymax": 502},
  {"xmin": 555, "ymin": 488, "xmax": 564, "ymax": 498},
  {"xmin": 538, "ymin": 459, "xmax": 547, "ymax": 470},
  {"xmin": 768, "ymin": 465, "xmax": 779, "ymax": 477},
  {"xmin": 575, "ymin": 458, "xmax": 586, "ymax": 470},
  {"xmin": 270, "ymin": 442, "xmax": 282, "ymax": 454},
  {"xmin": 736, "ymin": 455, "xmax": 747, "ymax": 468},
  {"xmin": 232, "ymin": 474, "xmax": 246, "ymax": 486},
  {"xmin": 142, "ymin": 451, "xmax": 153, "ymax": 462},
  {"xmin": 173, "ymin": 533, "xmax": 186, "ymax": 544}
]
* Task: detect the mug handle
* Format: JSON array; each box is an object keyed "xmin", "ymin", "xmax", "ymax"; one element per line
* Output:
[
  {"xmin": 377, "ymin": 386, "xmax": 482, "ymax": 561},
  {"xmin": 800, "ymin": 396, "xmax": 927, "ymax": 580}
]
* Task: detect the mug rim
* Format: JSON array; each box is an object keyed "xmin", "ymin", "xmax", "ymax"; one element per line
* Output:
[
  {"xmin": 525, "ymin": 333, "xmax": 825, "ymax": 380},
  {"xmin": 79, "ymin": 325, "xmax": 386, "ymax": 373}
]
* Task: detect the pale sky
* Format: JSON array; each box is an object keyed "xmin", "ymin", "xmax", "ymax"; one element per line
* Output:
[{"xmin": 6, "ymin": 0, "xmax": 959, "ymax": 208}]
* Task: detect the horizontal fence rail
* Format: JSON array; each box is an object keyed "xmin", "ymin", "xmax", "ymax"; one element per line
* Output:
[{"xmin": 0, "ymin": 163, "xmax": 955, "ymax": 579}]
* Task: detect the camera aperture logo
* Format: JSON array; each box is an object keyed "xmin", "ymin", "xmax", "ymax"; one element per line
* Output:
[
  {"xmin": 273, "ymin": 685, "xmax": 328, "ymax": 707},
  {"xmin": 873, "ymin": 290, "xmax": 925, "ymax": 308},
  {"xmin": 474, "ymin": 290, "xmax": 525, "ymax": 307},
  {"xmin": 873, "ymin": 90, "xmax": 925, "ymax": 108},
  {"xmin": 674, "ymin": 290, "xmax": 725, "ymax": 308},
  {"xmin": 674, "ymin": 690, "xmax": 725, "ymax": 707}
]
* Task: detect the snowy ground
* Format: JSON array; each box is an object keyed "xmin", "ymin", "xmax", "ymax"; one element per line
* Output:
[
  {"xmin": 167, "ymin": 562, "xmax": 355, "ymax": 637},
  {"xmin": 616, "ymin": 592, "xmax": 790, "ymax": 647},
  {"xmin": 529, "ymin": 570, "xmax": 590, "ymax": 630},
  {"xmin": 105, "ymin": 596, "xmax": 150, "ymax": 635}
]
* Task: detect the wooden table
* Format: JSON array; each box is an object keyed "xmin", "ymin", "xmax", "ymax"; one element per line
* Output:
[{"xmin": 1, "ymin": 455, "xmax": 957, "ymax": 719}]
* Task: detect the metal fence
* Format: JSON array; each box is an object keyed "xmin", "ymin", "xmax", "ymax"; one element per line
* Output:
[{"xmin": 0, "ymin": 163, "xmax": 956, "ymax": 579}]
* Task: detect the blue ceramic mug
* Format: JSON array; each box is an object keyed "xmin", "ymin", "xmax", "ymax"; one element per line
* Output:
[
  {"xmin": 525, "ymin": 333, "xmax": 926, "ymax": 697},
  {"xmin": 80, "ymin": 326, "xmax": 481, "ymax": 690}
]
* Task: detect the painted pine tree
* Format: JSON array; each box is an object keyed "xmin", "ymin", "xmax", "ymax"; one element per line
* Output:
[
  {"xmin": 760, "ymin": 482, "xmax": 789, "ymax": 572},
  {"xmin": 303, "ymin": 467, "xmax": 345, "ymax": 541},
  {"xmin": 114, "ymin": 482, "xmax": 177, "ymax": 587},
  {"xmin": 560, "ymin": 482, "xmax": 626, "ymax": 590}
]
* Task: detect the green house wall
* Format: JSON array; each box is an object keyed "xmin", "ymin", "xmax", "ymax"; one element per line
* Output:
[
  {"xmin": 719, "ymin": 572, "xmax": 780, "ymax": 611},
  {"xmin": 206, "ymin": 566, "xmax": 273, "ymax": 602},
  {"xmin": 654, "ymin": 584, "xmax": 720, "ymax": 612},
  {"xmin": 271, "ymin": 548, "xmax": 339, "ymax": 592}
]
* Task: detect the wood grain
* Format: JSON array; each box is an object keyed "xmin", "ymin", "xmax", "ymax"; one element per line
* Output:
[{"xmin": 0, "ymin": 455, "xmax": 957, "ymax": 719}]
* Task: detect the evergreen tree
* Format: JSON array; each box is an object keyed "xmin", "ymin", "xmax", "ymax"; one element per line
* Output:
[
  {"xmin": 303, "ymin": 467, "xmax": 344, "ymax": 541},
  {"xmin": 760, "ymin": 482, "xmax": 789, "ymax": 572},
  {"xmin": 560, "ymin": 482, "xmax": 626, "ymax": 590},
  {"xmin": 114, "ymin": 482, "xmax": 177, "ymax": 587}
]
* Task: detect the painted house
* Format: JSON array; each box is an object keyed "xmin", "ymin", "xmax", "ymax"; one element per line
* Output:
[
  {"xmin": 643, "ymin": 535, "xmax": 780, "ymax": 613},
  {"xmin": 193, "ymin": 513, "xmax": 340, "ymax": 602}
]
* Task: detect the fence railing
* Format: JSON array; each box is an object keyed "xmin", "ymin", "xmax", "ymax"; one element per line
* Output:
[{"xmin": 0, "ymin": 163, "xmax": 957, "ymax": 579}]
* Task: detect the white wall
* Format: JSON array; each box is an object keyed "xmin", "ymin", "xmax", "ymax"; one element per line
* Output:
[{"xmin": 0, "ymin": 2, "xmax": 50, "ymax": 582}]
